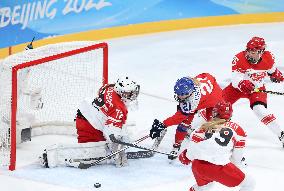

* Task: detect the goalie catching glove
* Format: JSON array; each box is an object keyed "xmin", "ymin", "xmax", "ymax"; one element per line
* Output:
[{"xmin": 150, "ymin": 119, "xmax": 166, "ymax": 139}]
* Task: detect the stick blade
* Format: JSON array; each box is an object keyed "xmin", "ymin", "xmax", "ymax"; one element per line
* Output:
[
  {"xmin": 78, "ymin": 162, "xmax": 92, "ymax": 169},
  {"xmin": 127, "ymin": 151, "xmax": 154, "ymax": 159}
]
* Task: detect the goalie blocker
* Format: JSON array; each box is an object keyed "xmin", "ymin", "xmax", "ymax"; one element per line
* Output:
[{"xmin": 39, "ymin": 141, "xmax": 108, "ymax": 168}]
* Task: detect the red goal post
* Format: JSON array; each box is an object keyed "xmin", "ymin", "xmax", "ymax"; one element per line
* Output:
[{"xmin": 0, "ymin": 42, "xmax": 108, "ymax": 170}]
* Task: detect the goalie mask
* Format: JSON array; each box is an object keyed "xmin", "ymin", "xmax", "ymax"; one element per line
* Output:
[
  {"xmin": 245, "ymin": 37, "xmax": 266, "ymax": 64},
  {"xmin": 114, "ymin": 76, "xmax": 140, "ymax": 102},
  {"xmin": 174, "ymin": 77, "xmax": 195, "ymax": 102},
  {"xmin": 213, "ymin": 101, "xmax": 233, "ymax": 120}
]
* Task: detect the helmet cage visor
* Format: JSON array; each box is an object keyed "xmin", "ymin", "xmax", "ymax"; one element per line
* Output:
[
  {"xmin": 246, "ymin": 49, "xmax": 265, "ymax": 64},
  {"xmin": 174, "ymin": 90, "xmax": 193, "ymax": 102},
  {"xmin": 120, "ymin": 84, "xmax": 140, "ymax": 101}
]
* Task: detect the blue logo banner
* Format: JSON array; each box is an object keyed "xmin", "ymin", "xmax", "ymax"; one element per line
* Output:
[{"xmin": 0, "ymin": 0, "xmax": 283, "ymax": 48}]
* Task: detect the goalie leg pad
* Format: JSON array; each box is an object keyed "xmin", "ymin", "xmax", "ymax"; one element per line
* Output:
[
  {"xmin": 118, "ymin": 145, "xmax": 128, "ymax": 167},
  {"xmin": 109, "ymin": 142, "xmax": 128, "ymax": 167},
  {"xmin": 40, "ymin": 141, "xmax": 107, "ymax": 168}
]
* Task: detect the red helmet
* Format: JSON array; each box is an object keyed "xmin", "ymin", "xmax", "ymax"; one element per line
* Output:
[
  {"xmin": 246, "ymin": 37, "xmax": 266, "ymax": 50},
  {"xmin": 213, "ymin": 101, "xmax": 233, "ymax": 120}
]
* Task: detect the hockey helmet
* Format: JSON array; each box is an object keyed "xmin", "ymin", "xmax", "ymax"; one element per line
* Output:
[
  {"xmin": 174, "ymin": 77, "xmax": 195, "ymax": 102},
  {"xmin": 246, "ymin": 37, "xmax": 266, "ymax": 51},
  {"xmin": 114, "ymin": 76, "xmax": 140, "ymax": 102},
  {"xmin": 213, "ymin": 101, "xmax": 233, "ymax": 120},
  {"xmin": 246, "ymin": 37, "xmax": 266, "ymax": 64}
]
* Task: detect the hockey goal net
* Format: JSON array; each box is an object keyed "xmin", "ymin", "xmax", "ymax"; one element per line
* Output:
[{"xmin": 0, "ymin": 41, "xmax": 108, "ymax": 170}]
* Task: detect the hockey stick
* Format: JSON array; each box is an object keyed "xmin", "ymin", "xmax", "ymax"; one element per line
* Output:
[
  {"xmin": 110, "ymin": 134, "xmax": 174, "ymax": 157},
  {"xmin": 255, "ymin": 88, "xmax": 284, "ymax": 95},
  {"xmin": 68, "ymin": 150, "xmax": 154, "ymax": 166},
  {"xmin": 77, "ymin": 134, "xmax": 150, "ymax": 169},
  {"xmin": 126, "ymin": 150, "xmax": 154, "ymax": 159},
  {"xmin": 150, "ymin": 129, "xmax": 167, "ymax": 156}
]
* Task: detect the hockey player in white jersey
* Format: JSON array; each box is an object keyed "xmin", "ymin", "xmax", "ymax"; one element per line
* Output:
[
  {"xmin": 223, "ymin": 36, "xmax": 284, "ymax": 147},
  {"xmin": 179, "ymin": 101, "xmax": 255, "ymax": 191},
  {"xmin": 39, "ymin": 76, "xmax": 140, "ymax": 168}
]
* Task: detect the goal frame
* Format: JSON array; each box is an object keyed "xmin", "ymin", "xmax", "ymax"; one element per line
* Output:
[{"xmin": 9, "ymin": 42, "xmax": 108, "ymax": 170}]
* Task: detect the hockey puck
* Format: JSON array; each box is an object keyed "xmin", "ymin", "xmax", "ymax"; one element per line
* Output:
[{"xmin": 94, "ymin": 183, "xmax": 101, "ymax": 188}]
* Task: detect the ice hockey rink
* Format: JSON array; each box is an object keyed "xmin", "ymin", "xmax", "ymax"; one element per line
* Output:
[{"xmin": 1, "ymin": 22, "xmax": 284, "ymax": 191}]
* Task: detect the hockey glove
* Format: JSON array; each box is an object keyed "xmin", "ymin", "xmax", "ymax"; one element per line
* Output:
[
  {"xmin": 269, "ymin": 68, "xmax": 284, "ymax": 83},
  {"xmin": 238, "ymin": 80, "xmax": 255, "ymax": 94},
  {"xmin": 179, "ymin": 149, "xmax": 191, "ymax": 165},
  {"xmin": 150, "ymin": 119, "xmax": 166, "ymax": 139}
]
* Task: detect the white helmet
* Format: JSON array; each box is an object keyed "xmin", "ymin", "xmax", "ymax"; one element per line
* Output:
[{"xmin": 114, "ymin": 76, "xmax": 140, "ymax": 102}]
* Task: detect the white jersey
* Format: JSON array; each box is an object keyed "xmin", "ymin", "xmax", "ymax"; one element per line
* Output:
[{"xmin": 187, "ymin": 121, "xmax": 246, "ymax": 165}]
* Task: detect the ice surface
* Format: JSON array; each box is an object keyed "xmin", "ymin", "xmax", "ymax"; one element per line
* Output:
[{"xmin": 1, "ymin": 22, "xmax": 284, "ymax": 191}]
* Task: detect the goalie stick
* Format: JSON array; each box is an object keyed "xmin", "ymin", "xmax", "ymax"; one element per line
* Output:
[
  {"xmin": 126, "ymin": 150, "xmax": 154, "ymax": 159},
  {"xmin": 76, "ymin": 134, "xmax": 150, "ymax": 169},
  {"xmin": 109, "ymin": 134, "xmax": 174, "ymax": 157},
  {"xmin": 255, "ymin": 88, "xmax": 284, "ymax": 95},
  {"xmin": 67, "ymin": 150, "xmax": 154, "ymax": 167},
  {"xmin": 68, "ymin": 131, "xmax": 167, "ymax": 168},
  {"xmin": 128, "ymin": 129, "xmax": 167, "ymax": 158}
]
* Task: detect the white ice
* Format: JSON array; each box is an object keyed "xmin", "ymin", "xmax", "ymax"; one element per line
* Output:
[{"xmin": 1, "ymin": 22, "xmax": 284, "ymax": 191}]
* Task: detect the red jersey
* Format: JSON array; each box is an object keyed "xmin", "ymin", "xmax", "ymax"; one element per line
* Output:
[
  {"xmin": 231, "ymin": 51, "xmax": 276, "ymax": 89},
  {"xmin": 78, "ymin": 84, "xmax": 128, "ymax": 134},
  {"xmin": 163, "ymin": 73, "xmax": 223, "ymax": 127}
]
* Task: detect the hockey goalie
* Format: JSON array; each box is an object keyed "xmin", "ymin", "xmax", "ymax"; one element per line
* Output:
[{"xmin": 39, "ymin": 76, "xmax": 140, "ymax": 168}]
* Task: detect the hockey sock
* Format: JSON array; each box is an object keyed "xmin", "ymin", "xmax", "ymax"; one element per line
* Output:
[
  {"xmin": 175, "ymin": 126, "xmax": 188, "ymax": 144},
  {"xmin": 253, "ymin": 105, "xmax": 282, "ymax": 137}
]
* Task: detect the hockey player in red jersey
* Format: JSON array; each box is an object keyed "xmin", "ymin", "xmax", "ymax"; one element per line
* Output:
[
  {"xmin": 222, "ymin": 36, "xmax": 284, "ymax": 147},
  {"xmin": 149, "ymin": 73, "xmax": 223, "ymax": 160},
  {"xmin": 75, "ymin": 76, "xmax": 139, "ymax": 143},
  {"xmin": 39, "ymin": 76, "xmax": 140, "ymax": 168},
  {"xmin": 179, "ymin": 101, "xmax": 255, "ymax": 191}
]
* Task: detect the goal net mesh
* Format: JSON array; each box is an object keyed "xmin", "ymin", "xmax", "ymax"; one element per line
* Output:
[{"xmin": 0, "ymin": 41, "xmax": 108, "ymax": 170}]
